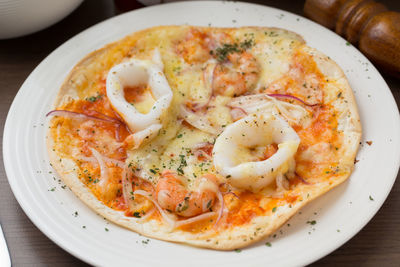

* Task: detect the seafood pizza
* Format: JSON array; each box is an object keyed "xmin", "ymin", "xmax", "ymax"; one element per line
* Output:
[{"xmin": 47, "ymin": 26, "xmax": 361, "ymax": 249}]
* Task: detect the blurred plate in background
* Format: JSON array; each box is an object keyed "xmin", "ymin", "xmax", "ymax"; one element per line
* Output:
[{"xmin": 0, "ymin": 0, "xmax": 83, "ymax": 39}]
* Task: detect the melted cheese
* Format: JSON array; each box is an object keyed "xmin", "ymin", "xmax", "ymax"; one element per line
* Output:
[{"xmin": 130, "ymin": 88, "xmax": 156, "ymax": 114}]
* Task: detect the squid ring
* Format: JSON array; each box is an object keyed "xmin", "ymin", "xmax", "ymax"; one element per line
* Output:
[
  {"xmin": 213, "ymin": 113, "xmax": 300, "ymax": 192},
  {"xmin": 106, "ymin": 50, "xmax": 173, "ymax": 133}
]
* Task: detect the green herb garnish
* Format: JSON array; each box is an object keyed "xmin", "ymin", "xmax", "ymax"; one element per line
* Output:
[
  {"xmin": 86, "ymin": 93, "xmax": 103, "ymax": 102},
  {"xmin": 213, "ymin": 39, "xmax": 254, "ymax": 62}
]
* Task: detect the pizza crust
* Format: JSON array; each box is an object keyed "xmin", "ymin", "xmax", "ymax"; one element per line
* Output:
[{"xmin": 47, "ymin": 26, "xmax": 361, "ymax": 250}]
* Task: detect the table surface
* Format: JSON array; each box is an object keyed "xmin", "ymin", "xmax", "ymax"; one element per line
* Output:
[{"xmin": 1, "ymin": 0, "xmax": 399, "ymax": 266}]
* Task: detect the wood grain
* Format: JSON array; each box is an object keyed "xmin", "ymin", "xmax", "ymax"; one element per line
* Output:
[
  {"xmin": 0, "ymin": 0, "xmax": 399, "ymax": 266},
  {"xmin": 304, "ymin": 0, "xmax": 400, "ymax": 77}
]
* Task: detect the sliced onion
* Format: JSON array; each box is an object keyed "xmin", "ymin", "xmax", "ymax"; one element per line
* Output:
[
  {"xmin": 223, "ymin": 191, "xmax": 240, "ymax": 199},
  {"xmin": 121, "ymin": 164, "xmax": 135, "ymax": 211},
  {"xmin": 79, "ymin": 156, "xmax": 124, "ymax": 166},
  {"xmin": 228, "ymin": 94, "xmax": 276, "ymax": 113},
  {"xmin": 276, "ymin": 174, "xmax": 289, "ymax": 191},
  {"xmin": 182, "ymin": 63, "xmax": 215, "ymax": 113},
  {"xmin": 86, "ymin": 110, "xmax": 125, "ymax": 124},
  {"xmin": 215, "ymin": 190, "xmax": 224, "ymax": 225},
  {"xmin": 229, "ymin": 94, "xmax": 309, "ymax": 125},
  {"xmin": 204, "ymin": 62, "xmax": 216, "ymax": 92},
  {"xmin": 188, "ymin": 62, "xmax": 215, "ymax": 111},
  {"xmin": 89, "ymin": 148, "xmax": 109, "ymax": 193},
  {"xmin": 295, "ymin": 173, "xmax": 311, "ymax": 185},
  {"xmin": 180, "ymin": 105, "xmax": 219, "ymax": 135},
  {"xmin": 77, "ymin": 156, "xmax": 98, "ymax": 164},
  {"xmin": 174, "ymin": 212, "xmax": 217, "ymax": 228},
  {"xmin": 105, "ymin": 158, "xmax": 124, "ymax": 166},
  {"xmin": 267, "ymin": 94, "xmax": 320, "ymax": 107},
  {"xmin": 187, "ymin": 101, "xmax": 210, "ymax": 113},
  {"xmin": 133, "ymin": 190, "xmax": 177, "ymax": 227},
  {"xmin": 138, "ymin": 208, "xmax": 156, "ymax": 221},
  {"xmin": 47, "ymin": 110, "xmax": 121, "ymax": 124},
  {"xmin": 47, "ymin": 109, "xmax": 129, "ymax": 142},
  {"xmin": 230, "ymin": 107, "xmax": 247, "ymax": 121},
  {"xmin": 115, "ymin": 124, "xmax": 122, "ymax": 142}
]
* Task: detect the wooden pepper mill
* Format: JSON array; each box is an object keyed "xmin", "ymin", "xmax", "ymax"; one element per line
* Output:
[{"xmin": 304, "ymin": 0, "xmax": 400, "ymax": 77}]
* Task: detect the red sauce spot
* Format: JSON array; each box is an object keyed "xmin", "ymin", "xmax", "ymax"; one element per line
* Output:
[
  {"xmin": 124, "ymin": 85, "xmax": 149, "ymax": 103},
  {"xmin": 262, "ymin": 144, "xmax": 278, "ymax": 160}
]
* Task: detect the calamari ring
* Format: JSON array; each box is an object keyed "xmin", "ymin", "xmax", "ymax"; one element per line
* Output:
[
  {"xmin": 106, "ymin": 50, "xmax": 173, "ymax": 133},
  {"xmin": 213, "ymin": 113, "xmax": 300, "ymax": 192}
]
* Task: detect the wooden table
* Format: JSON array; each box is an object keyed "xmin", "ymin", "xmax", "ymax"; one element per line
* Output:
[{"xmin": 0, "ymin": 0, "xmax": 399, "ymax": 266}]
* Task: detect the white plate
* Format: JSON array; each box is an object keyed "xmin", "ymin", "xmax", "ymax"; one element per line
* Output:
[{"xmin": 4, "ymin": 1, "xmax": 400, "ymax": 266}]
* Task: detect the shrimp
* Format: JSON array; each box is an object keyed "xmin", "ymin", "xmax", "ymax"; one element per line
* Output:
[
  {"xmin": 176, "ymin": 29, "xmax": 211, "ymax": 64},
  {"xmin": 212, "ymin": 51, "xmax": 260, "ymax": 97},
  {"xmin": 155, "ymin": 170, "xmax": 219, "ymax": 217}
]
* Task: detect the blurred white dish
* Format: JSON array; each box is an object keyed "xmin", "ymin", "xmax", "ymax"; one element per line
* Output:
[{"xmin": 0, "ymin": 0, "xmax": 83, "ymax": 39}]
